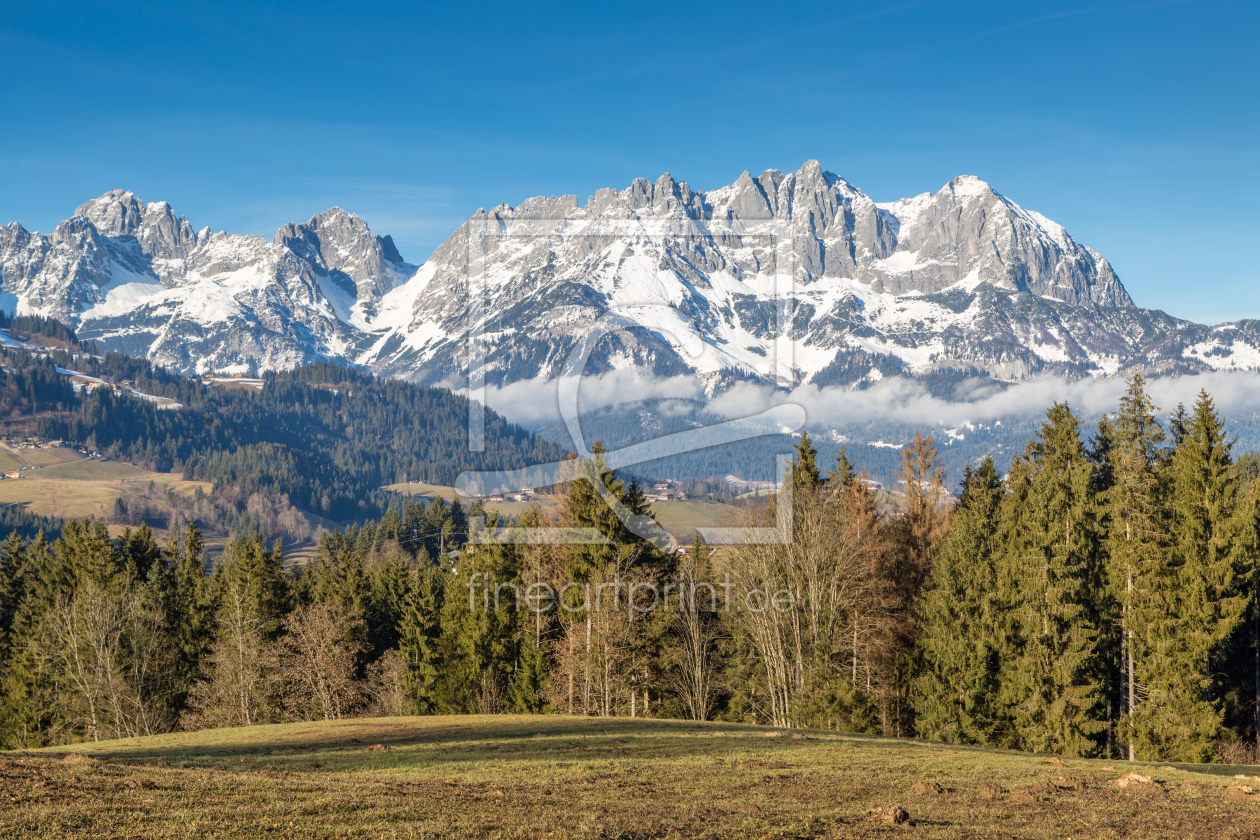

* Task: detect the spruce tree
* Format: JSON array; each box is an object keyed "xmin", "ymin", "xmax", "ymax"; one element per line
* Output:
[
  {"xmin": 827, "ymin": 447, "xmax": 856, "ymax": 498},
  {"xmin": 400, "ymin": 566, "xmax": 444, "ymax": 713},
  {"xmin": 1000, "ymin": 403, "xmax": 1106, "ymax": 756},
  {"xmin": 562, "ymin": 442, "xmax": 667, "ymax": 579},
  {"xmin": 434, "ymin": 539, "xmax": 520, "ymax": 713},
  {"xmin": 170, "ymin": 524, "xmax": 212, "ymax": 679},
  {"xmin": 509, "ymin": 631, "xmax": 548, "ymax": 713},
  {"xmin": 1138, "ymin": 390, "xmax": 1251, "ymax": 760},
  {"xmin": 913, "ymin": 456, "xmax": 1006, "ymax": 745},
  {"xmin": 1230, "ymin": 479, "xmax": 1260, "ymax": 754},
  {"xmin": 366, "ymin": 551, "xmax": 413, "ymax": 656},
  {"xmin": 0, "ymin": 533, "xmax": 59, "ymax": 746},
  {"xmin": 211, "ymin": 533, "xmax": 289, "ymax": 639},
  {"xmin": 1107, "ymin": 372, "xmax": 1168, "ymax": 760},
  {"xmin": 57, "ymin": 519, "xmax": 120, "ymax": 588},
  {"xmin": 0, "ymin": 533, "xmax": 24, "ymax": 661},
  {"xmin": 788, "ymin": 431, "xmax": 822, "ymax": 495}
]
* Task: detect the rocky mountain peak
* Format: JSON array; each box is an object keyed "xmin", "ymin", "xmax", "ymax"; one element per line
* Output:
[
  {"xmin": 76, "ymin": 190, "xmax": 144, "ymax": 237},
  {"xmin": 943, "ymin": 174, "xmax": 994, "ymax": 199},
  {"xmin": 274, "ymin": 206, "xmax": 412, "ymax": 300},
  {"xmin": 0, "ymin": 163, "xmax": 1198, "ymax": 389}
]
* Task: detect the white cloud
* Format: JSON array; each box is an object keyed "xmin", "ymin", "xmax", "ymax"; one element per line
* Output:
[
  {"xmin": 707, "ymin": 371, "xmax": 1260, "ymax": 429},
  {"xmin": 469, "ymin": 368, "xmax": 1260, "ymax": 432},
  {"xmin": 461, "ymin": 368, "xmax": 705, "ymax": 427}
]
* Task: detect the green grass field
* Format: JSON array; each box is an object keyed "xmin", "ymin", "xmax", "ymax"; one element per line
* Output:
[
  {"xmin": 36, "ymin": 459, "xmax": 154, "ymax": 480},
  {"xmin": 7, "ymin": 715, "xmax": 1259, "ymax": 838},
  {"xmin": 384, "ymin": 481, "xmax": 468, "ymax": 502},
  {"xmin": 649, "ymin": 500, "xmax": 740, "ymax": 542},
  {"xmin": 0, "ymin": 476, "xmax": 122, "ymax": 520},
  {"xmin": 7, "ymin": 447, "xmax": 83, "ymax": 468}
]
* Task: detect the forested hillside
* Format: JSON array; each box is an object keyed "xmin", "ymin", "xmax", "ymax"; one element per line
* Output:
[
  {"xmin": 2, "ymin": 374, "xmax": 1258, "ymax": 765},
  {"xmin": 0, "ymin": 310, "xmax": 82, "ymax": 346},
  {"xmin": 0, "ymin": 347, "xmax": 565, "ymax": 524}
]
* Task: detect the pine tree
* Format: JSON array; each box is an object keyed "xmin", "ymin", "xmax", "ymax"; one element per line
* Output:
[
  {"xmin": 913, "ymin": 457, "xmax": 1007, "ymax": 745},
  {"xmin": 788, "ymin": 431, "xmax": 822, "ymax": 495},
  {"xmin": 509, "ymin": 630, "xmax": 548, "ymax": 713},
  {"xmin": 0, "ymin": 533, "xmax": 24, "ymax": 661},
  {"xmin": 0, "ymin": 533, "xmax": 65, "ymax": 745},
  {"xmin": 184, "ymin": 534, "xmax": 289, "ymax": 727},
  {"xmin": 399, "ymin": 566, "xmax": 444, "ymax": 714},
  {"xmin": 1137, "ymin": 390, "xmax": 1251, "ymax": 761},
  {"xmin": 56, "ymin": 519, "xmax": 121, "ymax": 588},
  {"xmin": 827, "ymin": 447, "xmax": 856, "ymax": 498},
  {"xmin": 434, "ymin": 536, "xmax": 524, "ymax": 714},
  {"xmin": 562, "ymin": 441, "xmax": 667, "ymax": 579},
  {"xmin": 119, "ymin": 524, "xmax": 161, "ymax": 584},
  {"xmin": 366, "ymin": 551, "xmax": 413, "ymax": 656},
  {"xmin": 1107, "ymin": 373, "xmax": 1169, "ymax": 761},
  {"xmin": 1230, "ymin": 479, "xmax": 1260, "ymax": 754},
  {"xmin": 164, "ymin": 524, "xmax": 213, "ymax": 709},
  {"xmin": 1000, "ymin": 403, "xmax": 1107, "ymax": 756},
  {"xmin": 212, "ymin": 534, "xmax": 289, "ymax": 638}
]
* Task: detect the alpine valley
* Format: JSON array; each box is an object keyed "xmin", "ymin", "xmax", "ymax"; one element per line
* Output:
[{"xmin": 4, "ymin": 161, "xmax": 1260, "ymax": 482}]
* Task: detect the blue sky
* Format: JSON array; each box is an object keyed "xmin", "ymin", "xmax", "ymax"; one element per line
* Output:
[{"xmin": 1, "ymin": 0, "xmax": 1255, "ymax": 323}]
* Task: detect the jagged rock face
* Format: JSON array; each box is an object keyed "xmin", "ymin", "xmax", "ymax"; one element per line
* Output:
[
  {"xmin": 0, "ymin": 163, "xmax": 1249, "ymax": 391},
  {"xmin": 1, "ymin": 191, "xmax": 391, "ymax": 374},
  {"xmin": 274, "ymin": 208, "xmax": 413, "ymax": 304},
  {"xmin": 372, "ymin": 162, "xmax": 1146, "ymax": 387},
  {"xmin": 868, "ymin": 176, "xmax": 1130, "ymax": 306}
]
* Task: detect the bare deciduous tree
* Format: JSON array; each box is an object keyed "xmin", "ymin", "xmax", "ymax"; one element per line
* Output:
[
  {"xmin": 183, "ymin": 577, "xmax": 278, "ymax": 729},
  {"xmin": 669, "ymin": 539, "xmax": 721, "ymax": 721},
  {"xmin": 275, "ymin": 603, "xmax": 366, "ymax": 721},
  {"xmin": 726, "ymin": 482, "xmax": 888, "ymax": 729},
  {"xmin": 364, "ymin": 648, "xmax": 409, "ymax": 717},
  {"xmin": 35, "ymin": 580, "xmax": 175, "ymax": 742}
]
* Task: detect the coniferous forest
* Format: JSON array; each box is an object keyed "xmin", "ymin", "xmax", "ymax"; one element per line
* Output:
[
  {"xmin": 0, "ymin": 372, "xmax": 1257, "ymax": 765},
  {"xmin": 0, "ymin": 347, "xmax": 565, "ymax": 525}
]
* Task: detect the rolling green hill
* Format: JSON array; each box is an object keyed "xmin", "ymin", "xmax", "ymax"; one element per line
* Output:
[{"xmin": 11, "ymin": 715, "xmax": 1259, "ymax": 839}]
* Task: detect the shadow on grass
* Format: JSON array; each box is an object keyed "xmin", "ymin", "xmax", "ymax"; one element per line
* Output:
[
  {"xmin": 25, "ymin": 715, "xmax": 916, "ymax": 774},
  {"xmin": 26, "ymin": 715, "xmax": 1252, "ymax": 781}
]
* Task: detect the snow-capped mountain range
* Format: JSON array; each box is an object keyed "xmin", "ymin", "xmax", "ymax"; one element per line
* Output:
[{"xmin": 3, "ymin": 161, "xmax": 1258, "ymax": 394}]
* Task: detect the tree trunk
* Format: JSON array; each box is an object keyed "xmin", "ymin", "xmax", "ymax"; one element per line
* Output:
[{"xmin": 1126, "ymin": 568, "xmax": 1135, "ymax": 762}]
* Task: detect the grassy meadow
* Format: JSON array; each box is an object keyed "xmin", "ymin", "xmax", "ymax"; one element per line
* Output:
[
  {"xmin": 649, "ymin": 500, "xmax": 740, "ymax": 543},
  {"xmin": 6, "ymin": 715, "xmax": 1259, "ymax": 838},
  {"xmin": 0, "ymin": 456, "xmax": 202, "ymax": 526}
]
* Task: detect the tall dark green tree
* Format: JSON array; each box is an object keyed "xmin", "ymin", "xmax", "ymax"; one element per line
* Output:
[
  {"xmin": 827, "ymin": 447, "xmax": 857, "ymax": 498},
  {"xmin": 913, "ymin": 457, "xmax": 1008, "ymax": 745},
  {"xmin": 1107, "ymin": 372, "xmax": 1169, "ymax": 761},
  {"xmin": 166, "ymin": 524, "xmax": 213, "ymax": 706},
  {"xmin": 788, "ymin": 431, "xmax": 822, "ymax": 495},
  {"xmin": 211, "ymin": 533, "xmax": 289, "ymax": 640},
  {"xmin": 399, "ymin": 566, "xmax": 444, "ymax": 714},
  {"xmin": 1000, "ymin": 403, "xmax": 1106, "ymax": 756},
  {"xmin": 1136, "ymin": 390, "xmax": 1252, "ymax": 760},
  {"xmin": 562, "ymin": 442, "xmax": 667, "ymax": 580}
]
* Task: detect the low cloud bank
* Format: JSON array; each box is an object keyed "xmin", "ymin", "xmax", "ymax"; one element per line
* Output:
[
  {"xmin": 469, "ymin": 369, "xmax": 1260, "ymax": 432},
  {"xmin": 710, "ymin": 372, "xmax": 1260, "ymax": 429},
  {"xmin": 467, "ymin": 369, "xmax": 705, "ymax": 427}
]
